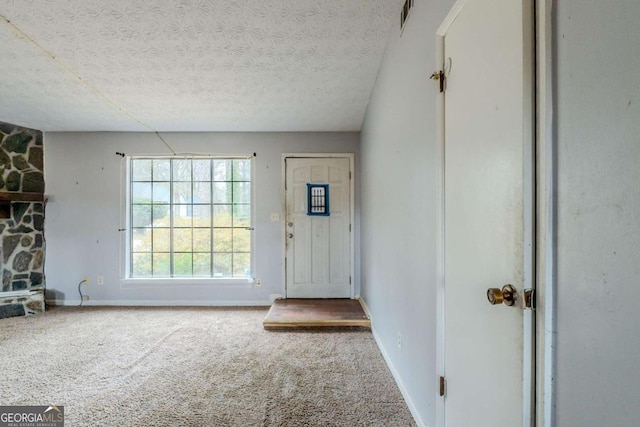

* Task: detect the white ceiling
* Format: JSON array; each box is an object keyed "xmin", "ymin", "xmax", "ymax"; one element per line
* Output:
[{"xmin": 0, "ymin": 0, "xmax": 402, "ymax": 132}]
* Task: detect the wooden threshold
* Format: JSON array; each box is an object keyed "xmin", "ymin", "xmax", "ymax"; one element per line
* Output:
[{"xmin": 263, "ymin": 298, "xmax": 371, "ymax": 330}]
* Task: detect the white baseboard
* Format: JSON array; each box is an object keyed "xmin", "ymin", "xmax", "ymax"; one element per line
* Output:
[
  {"xmin": 356, "ymin": 296, "xmax": 372, "ymax": 319},
  {"xmin": 47, "ymin": 299, "xmax": 273, "ymax": 307},
  {"xmin": 360, "ymin": 297, "xmax": 428, "ymax": 427}
]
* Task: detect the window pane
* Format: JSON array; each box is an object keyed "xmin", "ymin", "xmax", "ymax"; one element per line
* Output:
[
  {"xmin": 233, "ymin": 182, "xmax": 251, "ymax": 204},
  {"xmin": 153, "ymin": 183, "xmax": 170, "ymax": 203},
  {"xmin": 173, "ymin": 228, "xmax": 192, "ymax": 252},
  {"xmin": 192, "ymin": 205, "xmax": 211, "ymax": 227},
  {"xmin": 233, "ymin": 253, "xmax": 251, "ymax": 277},
  {"xmin": 213, "ymin": 205, "xmax": 232, "ymax": 227},
  {"xmin": 213, "ymin": 253, "xmax": 232, "ymax": 277},
  {"xmin": 213, "ymin": 182, "xmax": 231, "ymax": 204},
  {"xmin": 132, "ymin": 159, "xmax": 152, "ymax": 181},
  {"xmin": 173, "ymin": 205, "xmax": 192, "ymax": 227},
  {"xmin": 132, "ymin": 205, "xmax": 151, "ymax": 228},
  {"xmin": 233, "ymin": 228, "xmax": 251, "ymax": 252},
  {"xmin": 193, "ymin": 228, "xmax": 211, "ymax": 252},
  {"xmin": 193, "ymin": 182, "xmax": 211, "ymax": 204},
  {"xmin": 233, "ymin": 159, "xmax": 251, "ymax": 181},
  {"xmin": 153, "ymin": 253, "xmax": 170, "ymax": 276},
  {"xmin": 213, "ymin": 159, "xmax": 232, "ymax": 181},
  {"xmin": 173, "ymin": 159, "xmax": 192, "ymax": 181},
  {"xmin": 174, "ymin": 253, "xmax": 193, "ymax": 276},
  {"xmin": 192, "ymin": 159, "xmax": 211, "ymax": 181},
  {"xmin": 213, "ymin": 229, "xmax": 232, "ymax": 252},
  {"xmin": 132, "ymin": 228, "xmax": 152, "ymax": 252},
  {"xmin": 153, "ymin": 228, "xmax": 170, "ymax": 252},
  {"xmin": 173, "ymin": 182, "xmax": 192, "ymax": 204},
  {"xmin": 153, "ymin": 159, "xmax": 170, "ymax": 181},
  {"xmin": 132, "ymin": 253, "xmax": 152, "ymax": 277},
  {"xmin": 132, "ymin": 183, "xmax": 151, "ymax": 203},
  {"xmin": 233, "ymin": 205, "xmax": 251, "ymax": 227},
  {"xmin": 193, "ymin": 253, "xmax": 211, "ymax": 276},
  {"xmin": 152, "ymin": 205, "xmax": 170, "ymax": 226}
]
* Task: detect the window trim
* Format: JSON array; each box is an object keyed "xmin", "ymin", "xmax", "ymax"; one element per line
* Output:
[{"xmin": 122, "ymin": 155, "xmax": 255, "ymax": 283}]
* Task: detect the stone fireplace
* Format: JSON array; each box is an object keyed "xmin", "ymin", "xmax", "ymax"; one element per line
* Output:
[{"xmin": 0, "ymin": 121, "xmax": 45, "ymax": 318}]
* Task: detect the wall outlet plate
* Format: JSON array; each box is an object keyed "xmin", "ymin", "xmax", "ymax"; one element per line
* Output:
[
  {"xmin": 97, "ymin": 276, "xmax": 104, "ymax": 285},
  {"xmin": 82, "ymin": 295, "xmax": 90, "ymax": 301}
]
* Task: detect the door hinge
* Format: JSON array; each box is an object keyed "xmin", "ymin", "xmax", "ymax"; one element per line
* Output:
[
  {"xmin": 349, "ymin": 276, "xmax": 352, "ymax": 285},
  {"xmin": 524, "ymin": 288, "xmax": 535, "ymax": 310},
  {"xmin": 430, "ymin": 70, "xmax": 445, "ymax": 93},
  {"xmin": 349, "ymin": 224, "xmax": 352, "ymax": 232},
  {"xmin": 349, "ymin": 171, "xmax": 352, "ymax": 180},
  {"xmin": 439, "ymin": 376, "xmax": 446, "ymax": 397}
]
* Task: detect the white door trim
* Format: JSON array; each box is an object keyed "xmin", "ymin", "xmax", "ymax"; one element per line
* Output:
[
  {"xmin": 434, "ymin": 1, "xmax": 537, "ymax": 425},
  {"xmin": 536, "ymin": 1, "xmax": 556, "ymax": 426},
  {"xmin": 281, "ymin": 153, "xmax": 355, "ymax": 299}
]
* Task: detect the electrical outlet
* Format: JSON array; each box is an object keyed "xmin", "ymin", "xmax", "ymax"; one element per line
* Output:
[
  {"xmin": 97, "ymin": 276, "xmax": 104, "ymax": 285},
  {"xmin": 270, "ymin": 213, "xmax": 280, "ymax": 222},
  {"xmin": 254, "ymin": 278, "xmax": 262, "ymax": 286},
  {"xmin": 397, "ymin": 331, "xmax": 402, "ymax": 350},
  {"xmin": 83, "ymin": 276, "xmax": 89, "ymax": 285},
  {"xmin": 82, "ymin": 295, "xmax": 90, "ymax": 301}
]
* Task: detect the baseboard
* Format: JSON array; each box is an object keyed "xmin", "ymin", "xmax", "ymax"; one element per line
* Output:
[
  {"xmin": 356, "ymin": 296, "xmax": 372, "ymax": 319},
  {"xmin": 360, "ymin": 297, "xmax": 428, "ymax": 427},
  {"xmin": 46, "ymin": 299, "xmax": 273, "ymax": 307}
]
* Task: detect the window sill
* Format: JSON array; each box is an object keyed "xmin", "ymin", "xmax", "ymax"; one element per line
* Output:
[{"xmin": 120, "ymin": 277, "xmax": 256, "ymax": 289}]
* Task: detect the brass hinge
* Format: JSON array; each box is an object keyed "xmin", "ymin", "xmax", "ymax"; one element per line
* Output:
[
  {"xmin": 430, "ymin": 70, "xmax": 445, "ymax": 93},
  {"xmin": 524, "ymin": 288, "xmax": 535, "ymax": 310},
  {"xmin": 439, "ymin": 376, "xmax": 446, "ymax": 397}
]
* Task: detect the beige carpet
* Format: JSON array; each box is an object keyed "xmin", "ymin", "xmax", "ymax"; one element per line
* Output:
[{"xmin": 0, "ymin": 306, "xmax": 415, "ymax": 426}]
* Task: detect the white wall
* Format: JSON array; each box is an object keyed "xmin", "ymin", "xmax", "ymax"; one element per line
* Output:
[
  {"xmin": 360, "ymin": 0, "xmax": 454, "ymax": 425},
  {"xmin": 44, "ymin": 132, "xmax": 359, "ymax": 305},
  {"xmin": 554, "ymin": 0, "xmax": 640, "ymax": 425}
]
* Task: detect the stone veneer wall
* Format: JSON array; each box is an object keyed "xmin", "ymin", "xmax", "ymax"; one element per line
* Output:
[{"xmin": 0, "ymin": 121, "xmax": 45, "ymax": 317}]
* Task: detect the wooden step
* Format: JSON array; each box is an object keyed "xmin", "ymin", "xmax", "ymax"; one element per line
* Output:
[{"xmin": 263, "ymin": 298, "xmax": 371, "ymax": 330}]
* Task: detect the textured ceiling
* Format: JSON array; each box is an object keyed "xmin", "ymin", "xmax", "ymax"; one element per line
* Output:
[{"xmin": 0, "ymin": 0, "xmax": 402, "ymax": 132}]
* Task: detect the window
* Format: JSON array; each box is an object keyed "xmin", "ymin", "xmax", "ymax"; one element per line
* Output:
[{"xmin": 128, "ymin": 157, "xmax": 252, "ymax": 278}]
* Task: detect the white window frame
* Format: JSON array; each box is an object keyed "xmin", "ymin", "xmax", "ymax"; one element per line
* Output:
[{"xmin": 121, "ymin": 155, "xmax": 255, "ymax": 287}]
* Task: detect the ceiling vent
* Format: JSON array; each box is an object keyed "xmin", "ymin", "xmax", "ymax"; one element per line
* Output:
[{"xmin": 400, "ymin": 0, "xmax": 414, "ymax": 30}]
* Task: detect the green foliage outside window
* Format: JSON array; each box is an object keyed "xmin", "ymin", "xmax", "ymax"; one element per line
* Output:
[{"xmin": 129, "ymin": 158, "xmax": 251, "ymax": 278}]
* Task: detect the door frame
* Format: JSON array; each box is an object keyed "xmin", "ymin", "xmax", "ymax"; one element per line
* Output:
[
  {"xmin": 281, "ymin": 153, "xmax": 356, "ymax": 299},
  {"xmin": 535, "ymin": 1, "xmax": 556, "ymax": 426},
  {"xmin": 434, "ymin": 0, "xmax": 546, "ymax": 426}
]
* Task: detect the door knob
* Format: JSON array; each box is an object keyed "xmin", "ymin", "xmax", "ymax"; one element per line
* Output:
[
  {"xmin": 487, "ymin": 284, "xmax": 517, "ymax": 306},
  {"xmin": 288, "ymin": 233, "xmax": 294, "ymax": 238},
  {"xmin": 288, "ymin": 222, "xmax": 293, "ymax": 227}
]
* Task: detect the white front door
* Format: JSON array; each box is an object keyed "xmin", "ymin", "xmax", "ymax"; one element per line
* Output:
[
  {"xmin": 285, "ymin": 157, "xmax": 352, "ymax": 298},
  {"xmin": 441, "ymin": 0, "xmax": 534, "ymax": 426}
]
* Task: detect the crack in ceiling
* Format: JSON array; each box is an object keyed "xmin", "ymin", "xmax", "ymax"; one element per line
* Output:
[{"xmin": 0, "ymin": 0, "xmax": 403, "ymax": 132}]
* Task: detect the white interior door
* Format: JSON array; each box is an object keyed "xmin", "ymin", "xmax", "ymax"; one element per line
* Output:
[
  {"xmin": 441, "ymin": 0, "xmax": 534, "ymax": 426},
  {"xmin": 285, "ymin": 157, "xmax": 352, "ymax": 298}
]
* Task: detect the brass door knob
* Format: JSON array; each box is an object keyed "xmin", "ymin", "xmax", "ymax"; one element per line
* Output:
[{"xmin": 487, "ymin": 284, "xmax": 517, "ymax": 306}]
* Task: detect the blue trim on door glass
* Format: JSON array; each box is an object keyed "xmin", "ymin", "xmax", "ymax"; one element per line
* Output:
[{"xmin": 307, "ymin": 184, "xmax": 330, "ymax": 216}]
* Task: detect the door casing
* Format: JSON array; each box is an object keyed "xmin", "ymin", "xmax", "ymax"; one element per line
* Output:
[{"xmin": 281, "ymin": 153, "xmax": 356, "ymax": 299}]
